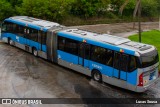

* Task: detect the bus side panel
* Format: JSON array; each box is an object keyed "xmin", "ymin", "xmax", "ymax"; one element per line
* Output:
[
  {"xmin": 79, "ymin": 57, "xmax": 83, "ymax": 65},
  {"xmin": 127, "ymin": 70, "xmax": 137, "ymax": 85},
  {"xmin": 3, "ymin": 33, "xmax": 17, "ymax": 42},
  {"xmin": 28, "ymin": 40, "xmax": 39, "ymax": 50},
  {"xmin": 42, "ymin": 44, "xmax": 47, "ymax": 52},
  {"xmin": 89, "ymin": 61, "xmax": 113, "ymax": 77},
  {"xmin": 113, "ymin": 69, "xmax": 119, "ymax": 78},
  {"xmin": 84, "ymin": 59, "xmax": 89, "ymax": 68},
  {"xmin": 57, "ymin": 50, "xmax": 78, "ymax": 65},
  {"xmin": 1, "ymin": 33, "xmax": 9, "ymax": 42},
  {"xmin": 18, "ymin": 36, "xmax": 26, "ymax": 44},
  {"xmin": 120, "ymin": 71, "xmax": 127, "ymax": 80}
]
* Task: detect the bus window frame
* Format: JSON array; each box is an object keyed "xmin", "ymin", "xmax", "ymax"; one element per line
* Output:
[{"xmin": 129, "ymin": 56, "xmax": 138, "ymax": 72}]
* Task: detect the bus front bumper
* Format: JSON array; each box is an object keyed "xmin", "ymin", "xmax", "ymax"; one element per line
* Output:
[{"xmin": 136, "ymin": 78, "xmax": 160, "ymax": 92}]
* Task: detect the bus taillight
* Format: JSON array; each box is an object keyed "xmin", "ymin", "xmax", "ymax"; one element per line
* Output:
[{"xmin": 138, "ymin": 73, "xmax": 143, "ymax": 86}]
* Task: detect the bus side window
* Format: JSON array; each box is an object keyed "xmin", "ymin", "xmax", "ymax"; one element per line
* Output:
[
  {"xmin": 113, "ymin": 52, "xmax": 121, "ymax": 70},
  {"xmin": 12, "ymin": 23, "xmax": 18, "ymax": 34},
  {"xmin": 41, "ymin": 32, "xmax": 47, "ymax": 45},
  {"xmin": 65, "ymin": 38, "xmax": 78, "ymax": 55},
  {"xmin": 30, "ymin": 28, "xmax": 38, "ymax": 42},
  {"xmin": 129, "ymin": 56, "xmax": 137, "ymax": 72},
  {"xmin": 114, "ymin": 52, "xmax": 129, "ymax": 71},
  {"xmin": 6, "ymin": 22, "xmax": 13, "ymax": 32},
  {"xmin": 18, "ymin": 25, "xmax": 25, "ymax": 37},
  {"xmin": 58, "ymin": 36, "xmax": 65, "ymax": 51},
  {"xmin": 120, "ymin": 54, "xmax": 129, "ymax": 71},
  {"xmin": 105, "ymin": 49, "xmax": 113, "ymax": 66},
  {"xmin": 84, "ymin": 44, "xmax": 90, "ymax": 60},
  {"xmin": 91, "ymin": 46, "xmax": 113, "ymax": 66}
]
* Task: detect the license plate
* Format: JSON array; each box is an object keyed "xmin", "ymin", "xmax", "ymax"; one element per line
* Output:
[{"xmin": 149, "ymin": 71, "xmax": 155, "ymax": 80}]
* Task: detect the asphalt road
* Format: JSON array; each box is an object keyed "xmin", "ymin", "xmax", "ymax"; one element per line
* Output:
[{"xmin": 77, "ymin": 22, "xmax": 159, "ymax": 37}]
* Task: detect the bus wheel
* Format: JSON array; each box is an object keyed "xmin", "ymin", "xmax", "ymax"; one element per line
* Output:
[
  {"xmin": 33, "ymin": 48, "xmax": 38, "ymax": 57},
  {"xmin": 92, "ymin": 70, "xmax": 102, "ymax": 82},
  {"xmin": 9, "ymin": 39, "xmax": 13, "ymax": 45}
]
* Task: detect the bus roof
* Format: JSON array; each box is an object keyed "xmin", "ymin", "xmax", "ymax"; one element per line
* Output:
[
  {"xmin": 4, "ymin": 16, "xmax": 64, "ymax": 32},
  {"xmin": 58, "ymin": 29, "xmax": 154, "ymax": 55}
]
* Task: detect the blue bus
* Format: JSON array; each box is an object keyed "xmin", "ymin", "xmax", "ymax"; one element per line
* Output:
[{"xmin": 1, "ymin": 16, "xmax": 159, "ymax": 92}]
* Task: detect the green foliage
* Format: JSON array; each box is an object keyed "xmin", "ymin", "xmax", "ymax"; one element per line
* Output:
[
  {"xmin": 16, "ymin": 0, "xmax": 72, "ymax": 22},
  {"xmin": 113, "ymin": 0, "xmax": 159, "ymax": 17},
  {"xmin": 110, "ymin": 0, "xmax": 125, "ymax": 12},
  {"xmin": 122, "ymin": 0, "xmax": 135, "ymax": 16},
  {"xmin": 0, "ymin": 0, "xmax": 14, "ymax": 21},
  {"xmin": 141, "ymin": 0, "xmax": 159, "ymax": 17},
  {"xmin": 156, "ymin": 0, "xmax": 160, "ymax": 14},
  {"xmin": 6, "ymin": 0, "xmax": 22, "ymax": 7},
  {"xmin": 0, "ymin": 0, "xmax": 160, "ymax": 25},
  {"xmin": 70, "ymin": 0, "xmax": 110, "ymax": 19}
]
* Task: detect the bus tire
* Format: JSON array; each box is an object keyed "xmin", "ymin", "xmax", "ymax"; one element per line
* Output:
[
  {"xmin": 32, "ymin": 48, "xmax": 38, "ymax": 57},
  {"xmin": 8, "ymin": 38, "xmax": 13, "ymax": 45},
  {"xmin": 92, "ymin": 70, "xmax": 102, "ymax": 83}
]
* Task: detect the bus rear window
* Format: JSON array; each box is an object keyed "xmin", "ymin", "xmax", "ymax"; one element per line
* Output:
[{"xmin": 141, "ymin": 50, "xmax": 159, "ymax": 68}]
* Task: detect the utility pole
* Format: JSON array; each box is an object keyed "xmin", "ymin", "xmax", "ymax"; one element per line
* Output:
[{"xmin": 138, "ymin": 0, "xmax": 141, "ymax": 43}]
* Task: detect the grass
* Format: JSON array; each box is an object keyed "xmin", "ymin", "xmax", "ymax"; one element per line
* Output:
[{"xmin": 128, "ymin": 30, "xmax": 160, "ymax": 69}]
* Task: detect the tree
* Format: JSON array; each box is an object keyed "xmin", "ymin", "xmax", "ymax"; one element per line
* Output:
[
  {"xmin": 119, "ymin": 0, "xmax": 159, "ymax": 42},
  {"xmin": 6, "ymin": 0, "xmax": 22, "ymax": 7},
  {"xmin": 16, "ymin": 0, "xmax": 72, "ymax": 22},
  {"xmin": 70, "ymin": 0, "xmax": 110, "ymax": 19},
  {"xmin": 119, "ymin": 0, "xmax": 142, "ymax": 42},
  {"xmin": 141, "ymin": 0, "xmax": 158, "ymax": 18},
  {"xmin": 0, "ymin": 0, "xmax": 13, "ymax": 21}
]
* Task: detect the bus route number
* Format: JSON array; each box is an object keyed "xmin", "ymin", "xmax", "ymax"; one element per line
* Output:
[{"xmin": 92, "ymin": 64, "xmax": 102, "ymax": 70}]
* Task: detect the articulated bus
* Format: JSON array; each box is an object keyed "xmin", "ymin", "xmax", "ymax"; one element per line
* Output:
[{"xmin": 1, "ymin": 16, "xmax": 159, "ymax": 92}]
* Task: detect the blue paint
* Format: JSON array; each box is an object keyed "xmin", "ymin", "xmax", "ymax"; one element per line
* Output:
[
  {"xmin": 58, "ymin": 32, "xmax": 135, "ymax": 55},
  {"xmin": 42, "ymin": 45, "xmax": 47, "ymax": 52},
  {"xmin": 58, "ymin": 50, "xmax": 78, "ymax": 65},
  {"xmin": 127, "ymin": 70, "xmax": 137, "ymax": 85},
  {"xmin": 89, "ymin": 61, "xmax": 113, "ymax": 77},
  {"xmin": 113, "ymin": 68, "xmax": 119, "ymax": 78},
  {"xmin": 120, "ymin": 71, "xmax": 127, "ymax": 80},
  {"xmin": 84, "ymin": 59, "xmax": 89, "ymax": 68},
  {"xmin": 78, "ymin": 57, "xmax": 83, "ymax": 65},
  {"xmin": 1, "ymin": 32, "xmax": 47, "ymax": 52}
]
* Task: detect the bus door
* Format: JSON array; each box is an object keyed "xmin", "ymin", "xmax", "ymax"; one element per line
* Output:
[
  {"xmin": 78, "ymin": 43, "xmax": 90, "ymax": 68},
  {"xmin": 24, "ymin": 28, "xmax": 30, "ymax": 51},
  {"xmin": 38, "ymin": 31, "xmax": 42, "ymax": 51},
  {"xmin": 113, "ymin": 52, "xmax": 129, "ymax": 81},
  {"xmin": 24, "ymin": 28, "xmax": 30, "ymax": 45}
]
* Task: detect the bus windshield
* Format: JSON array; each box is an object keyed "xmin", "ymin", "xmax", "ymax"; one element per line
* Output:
[{"xmin": 140, "ymin": 50, "xmax": 159, "ymax": 68}]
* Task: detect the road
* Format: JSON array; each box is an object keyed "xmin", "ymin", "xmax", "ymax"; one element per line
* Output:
[
  {"xmin": 0, "ymin": 22, "xmax": 160, "ymax": 107},
  {"xmin": 77, "ymin": 22, "xmax": 159, "ymax": 37}
]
